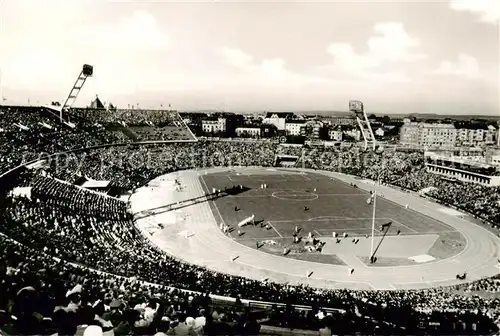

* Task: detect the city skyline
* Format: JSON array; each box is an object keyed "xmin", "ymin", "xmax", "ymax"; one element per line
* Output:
[{"xmin": 0, "ymin": 0, "xmax": 499, "ymax": 115}]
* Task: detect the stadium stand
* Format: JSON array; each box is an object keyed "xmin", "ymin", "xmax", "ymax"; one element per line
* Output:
[
  {"xmin": 71, "ymin": 108, "xmax": 196, "ymax": 142},
  {"xmin": 0, "ymin": 105, "xmax": 499, "ymax": 335}
]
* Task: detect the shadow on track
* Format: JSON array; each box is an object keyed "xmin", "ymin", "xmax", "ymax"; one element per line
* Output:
[{"xmin": 133, "ymin": 185, "xmax": 252, "ymax": 220}]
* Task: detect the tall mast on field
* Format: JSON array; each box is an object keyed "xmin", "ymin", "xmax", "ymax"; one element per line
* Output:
[{"xmin": 370, "ymin": 187, "xmax": 377, "ymax": 258}]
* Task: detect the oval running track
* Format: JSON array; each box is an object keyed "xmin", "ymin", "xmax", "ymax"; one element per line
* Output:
[{"xmin": 136, "ymin": 167, "xmax": 500, "ymax": 291}]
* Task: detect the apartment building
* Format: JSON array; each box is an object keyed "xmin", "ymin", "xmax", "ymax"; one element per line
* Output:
[
  {"xmin": 344, "ymin": 127, "xmax": 361, "ymax": 141},
  {"xmin": 329, "ymin": 126, "xmax": 343, "ymax": 141},
  {"xmin": 400, "ymin": 119, "xmax": 456, "ymax": 149},
  {"xmin": 418, "ymin": 124, "xmax": 457, "ymax": 148},
  {"xmin": 285, "ymin": 120, "xmax": 306, "ymax": 136},
  {"xmin": 456, "ymin": 126, "xmax": 497, "ymax": 147},
  {"xmin": 301, "ymin": 120, "xmax": 324, "ymax": 139},
  {"xmin": 235, "ymin": 127, "xmax": 261, "ymax": 138},
  {"xmin": 401, "ymin": 118, "xmax": 499, "ymax": 149},
  {"xmin": 399, "ymin": 120, "xmax": 420, "ymax": 147},
  {"xmin": 202, "ymin": 117, "xmax": 226, "ymax": 133},
  {"xmin": 330, "ymin": 116, "xmax": 356, "ymax": 126}
]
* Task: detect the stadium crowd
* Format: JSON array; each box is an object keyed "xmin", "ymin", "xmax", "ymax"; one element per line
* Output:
[
  {"xmin": 73, "ymin": 108, "xmax": 181, "ymax": 126},
  {"xmin": 0, "ymin": 106, "xmax": 130, "ymax": 174},
  {"xmin": 1, "ymin": 173, "xmax": 499, "ymax": 335},
  {"xmin": 47, "ymin": 141, "xmax": 277, "ymax": 190},
  {"xmin": 0, "ymin": 106, "xmax": 500, "ymax": 335},
  {"xmin": 72, "ymin": 108, "xmax": 195, "ymax": 142}
]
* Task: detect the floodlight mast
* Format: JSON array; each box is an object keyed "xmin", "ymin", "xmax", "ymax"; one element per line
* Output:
[
  {"xmin": 60, "ymin": 64, "xmax": 93, "ymax": 122},
  {"xmin": 348, "ymin": 100, "xmax": 377, "ymax": 151}
]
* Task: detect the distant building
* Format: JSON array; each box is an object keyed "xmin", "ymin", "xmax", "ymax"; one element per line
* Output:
[
  {"xmin": 390, "ymin": 117, "xmax": 404, "ymax": 123},
  {"xmin": 262, "ymin": 112, "xmax": 295, "ymax": 130},
  {"xmin": 202, "ymin": 117, "xmax": 226, "ymax": 133},
  {"xmin": 285, "ymin": 120, "xmax": 306, "ymax": 136},
  {"xmin": 259, "ymin": 124, "xmax": 276, "ymax": 138},
  {"xmin": 425, "ymin": 151, "xmax": 500, "ymax": 186},
  {"xmin": 369, "ymin": 120, "xmax": 383, "ymax": 129},
  {"xmin": 283, "ymin": 119, "xmax": 325, "ymax": 139},
  {"xmin": 343, "ymin": 126, "xmax": 361, "ymax": 141},
  {"xmin": 221, "ymin": 113, "xmax": 244, "ymax": 137},
  {"xmin": 304, "ymin": 120, "xmax": 325, "ymax": 139},
  {"xmin": 456, "ymin": 126, "xmax": 497, "ymax": 147},
  {"xmin": 418, "ymin": 123, "xmax": 456, "ymax": 149},
  {"xmin": 491, "ymin": 155, "xmax": 500, "ymax": 166},
  {"xmin": 331, "ymin": 116, "xmax": 356, "ymax": 126},
  {"xmin": 486, "ymin": 125, "xmax": 497, "ymax": 145},
  {"xmin": 375, "ymin": 128, "xmax": 385, "ymax": 137},
  {"xmin": 399, "ymin": 121, "xmax": 421, "ymax": 147},
  {"xmin": 400, "ymin": 119, "xmax": 456, "ymax": 149},
  {"xmin": 401, "ymin": 119, "xmax": 498, "ymax": 149},
  {"xmin": 329, "ymin": 126, "xmax": 343, "ymax": 141},
  {"xmin": 235, "ymin": 126, "xmax": 261, "ymax": 138}
]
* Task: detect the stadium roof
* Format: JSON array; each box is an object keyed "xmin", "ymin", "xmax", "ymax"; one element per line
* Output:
[{"xmin": 90, "ymin": 95, "xmax": 104, "ymax": 109}]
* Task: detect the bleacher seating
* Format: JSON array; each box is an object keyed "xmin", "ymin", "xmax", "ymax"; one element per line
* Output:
[{"xmin": 0, "ymin": 107, "xmax": 499, "ymax": 335}]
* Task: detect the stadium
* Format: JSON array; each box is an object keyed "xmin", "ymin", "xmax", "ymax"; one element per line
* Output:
[
  {"xmin": 128, "ymin": 164, "xmax": 500, "ymax": 292},
  {"xmin": 1, "ymin": 63, "xmax": 500, "ymax": 335}
]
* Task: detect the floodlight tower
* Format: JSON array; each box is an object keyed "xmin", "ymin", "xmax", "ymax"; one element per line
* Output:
[
  {"xmin": 348, "ymin": 100, "xmax": 377, "ymax": 152},
  {"xmin": 60, "ymin": 64, "xmax": 93, "ymax": 122}
]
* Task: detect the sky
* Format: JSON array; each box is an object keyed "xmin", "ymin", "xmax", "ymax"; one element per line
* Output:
[{"xmin": 0, "ymin": 0, "xmax": 499, "ymax": 115}]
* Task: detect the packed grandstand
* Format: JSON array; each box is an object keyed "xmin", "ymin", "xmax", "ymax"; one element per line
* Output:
[{"xmin": 1, "ymin": 105, "xmax": 500, "ymax": 335}]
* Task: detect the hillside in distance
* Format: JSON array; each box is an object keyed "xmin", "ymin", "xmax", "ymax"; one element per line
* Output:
[
  {"xmin": 185, "ymin": 109, "xmax": 500, "ymax": 121},
  {"xmin": 294, "ymin": 111, "xmax": 500, "ymax": 120}
]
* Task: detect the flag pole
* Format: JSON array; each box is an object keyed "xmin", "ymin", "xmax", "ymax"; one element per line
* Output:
[{"xmin": 370, "ymin": 190, "xmax": 376, "ymax": 258}]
